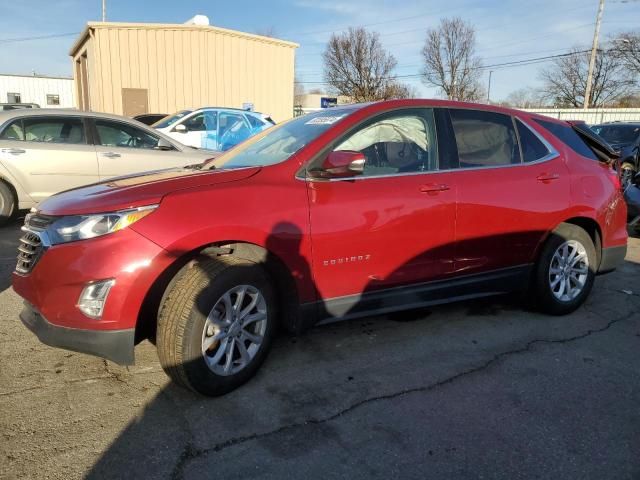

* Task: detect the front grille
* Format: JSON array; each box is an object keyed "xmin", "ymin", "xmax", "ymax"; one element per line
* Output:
[
  {"xmin": 15, "ymin": 212, "xmax": 55, "ymax": 275},
  {"xmin": 16, "ymin": 230, "xmax": 43, "ymax": 274}
]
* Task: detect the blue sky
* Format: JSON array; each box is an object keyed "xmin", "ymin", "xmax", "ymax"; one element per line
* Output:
[{"xmin": 0, "ymin": 0, "xmax": 637, "ymax": 100}]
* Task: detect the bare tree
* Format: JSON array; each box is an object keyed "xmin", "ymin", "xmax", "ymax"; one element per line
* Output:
[
  {"xmin": 382, "ymin": 81, "xmax": 417, "ymax": 99},
  {"xmin": 323, "ymin": 27, "xmax": 411, "ymax": 102},
  {"xmin": 539, "ymin": 47, "xmax": 633, "ymax": 108},
  {"xmin": 500, "ymin": 87, "xmax": 547, "ymax": 108},
  {"xmin": 294, "ymin": 79, "xmax": 305, "ymax": 105},
  {"xmin": 421, "ymin": 17, "xmax": 483, "ymax": 101},
  {"xmin": 611, "ymin": 31, "xmax": 640, "ymax": 81}
]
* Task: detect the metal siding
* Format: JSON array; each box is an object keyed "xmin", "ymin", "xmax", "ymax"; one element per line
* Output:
[
  {"xmin": 76, "ymin": 24, "xmax": 297, "ymax": 121},
  {"xmin": 0, "ymin": 75, "xmax": 74, "ymax": 108}
]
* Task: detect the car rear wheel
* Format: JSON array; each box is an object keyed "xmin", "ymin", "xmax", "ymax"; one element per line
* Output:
[
  {"xmin": 533, "ymin": 223, "xmax": 596, "ymax": 315},
  {"xmin": 0, "ymin": 181, "xmax": 16, "ymax": 227},
  {"xmin": 157, "ymin": 255, "xmax": 275, "ymax": 396}
]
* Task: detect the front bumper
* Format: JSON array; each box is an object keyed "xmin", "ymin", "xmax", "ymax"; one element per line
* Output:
[
  {"xmin": 20, "ymin": 302, "xmax": 135, "ymax": 364},
  {"xmin": 12, "ymin": 226, "xmax": 177, "ymax": 363}
]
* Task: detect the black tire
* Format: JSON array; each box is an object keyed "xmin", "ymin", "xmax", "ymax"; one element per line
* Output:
[
  {"xmin": 157, "ymin": 255, "xmax": 276, "ymax": 396},
  {"xmin": 0, "ymin": 181, "xmax": 16, "ymax": 227},
  {"xmin": 533, "ymin": 223, "xmax": 597, "ymax": 315}
]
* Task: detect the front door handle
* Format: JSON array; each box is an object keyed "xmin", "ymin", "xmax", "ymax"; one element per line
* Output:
[
  {"xmin": 420, "ymin": 183, "xmax": 450, "ymax": 194},
  {"xmin": 101, "ymin": 152, "xmax": 121, "ymax": 158},
  {"xmin": 1, "ymin": 148, "xmax": 26, "ymax": 155},
  {"xmin": 536, "ymin": 173, "xmax": 560, "ymax": 183}
]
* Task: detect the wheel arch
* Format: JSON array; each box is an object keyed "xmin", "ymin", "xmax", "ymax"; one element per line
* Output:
[
  {"xmin": 135, "ymin": 240, "xmax": 303, "ymax": 344},
  {"xmin": 0, "ymin": 175, "xmax": 18, "ymax": 206},
  {"xmin": 0, "ymin": 175, "xmax": 19, "ymax": 224},
  {"xmin": 534, "ymin": 216, "xmax": 603, "ymax": 269}
]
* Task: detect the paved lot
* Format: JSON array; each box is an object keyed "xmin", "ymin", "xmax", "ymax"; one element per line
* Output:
[{"xmin": 1, "ymin": 217, "xmax": 639, "ymax": 480}]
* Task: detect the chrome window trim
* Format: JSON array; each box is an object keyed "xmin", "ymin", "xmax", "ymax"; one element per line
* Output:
[
  {"xmin": 301, "ymin": 113, "xmax": 560, "ymax": 182},
  {"xmin": 513, "ymin": 116, "xmax": 558, "ymax": 163}
]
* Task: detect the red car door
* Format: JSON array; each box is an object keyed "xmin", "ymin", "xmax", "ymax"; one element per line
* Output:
[
  {"xmin": 305, "ymin": 108, "xmax": 457, "ymax": 317},
  {"xmin": 448, "ymin": 108, "xmax": 570, "ymax": 275}
]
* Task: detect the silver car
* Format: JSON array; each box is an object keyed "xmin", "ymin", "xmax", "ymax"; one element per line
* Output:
[{"xmin": 0, "ymin": 109, "xmax": 216, "ymax": 224}]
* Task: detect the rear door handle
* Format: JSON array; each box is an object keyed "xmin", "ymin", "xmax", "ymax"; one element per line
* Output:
[
  {"xmin": 1, "ymin": 148, "xmax": 26, "ymax": 155},
  {"xmin": 536, "ymin": 173, "xmax": 560, "ymax": 183},
  {"xmin": 420, "ymin": 183, "xmax": 450, "ymax": 194},
  {"xmin": 101, "ymin": 152, "xmax": 121, "ymax": 158}
]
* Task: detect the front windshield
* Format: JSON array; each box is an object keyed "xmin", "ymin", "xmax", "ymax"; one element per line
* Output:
[
  {"xmin": 208, "ymin": 107, "xmax": 356, "ymax": 169},
  {"xmin": 591, "ymin": 125, "xmax": 640, "ymax": 145},
  {"xmin": 152, "ymin": 110, "xmax": 193, "ymax": 129}
]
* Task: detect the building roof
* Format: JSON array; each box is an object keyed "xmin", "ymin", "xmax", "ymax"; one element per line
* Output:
[
  {"xmin": 0, "ymin": 73, "xmax": 72, "ymax": 81},
  {"xmin": 70, "ymin": 21, "xmax": 299, "ymax": 56}
]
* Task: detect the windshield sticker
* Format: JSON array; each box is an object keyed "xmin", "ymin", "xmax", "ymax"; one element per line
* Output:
[{"xmin": 305, "ymin": 115, "xmax": 346, "ymax": 125}]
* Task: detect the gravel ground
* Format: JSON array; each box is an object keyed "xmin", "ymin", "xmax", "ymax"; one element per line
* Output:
[{"xmin": 1, "ymin": 219, "xmax": 639, "ymax": 480}]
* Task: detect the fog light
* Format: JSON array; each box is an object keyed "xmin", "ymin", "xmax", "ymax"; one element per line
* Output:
[{"xmin": 77, "ymin": 279, "xmax": 115, "ymax": 319}]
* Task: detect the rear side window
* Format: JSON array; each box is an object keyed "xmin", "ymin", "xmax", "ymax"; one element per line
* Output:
[
  {"xmin": 246, "ymin": 114, "xmax": 265, "ymax": 129},
  {"xmin": 0, "ymin": 120, "xmax": 24, "ymax": 140},
  {"xmin": 21, "ymin": 117, "xmax": 85, "ymax": 144},
  {"xmin": 182, "ymin": 112, "xmax": 208, "ymax": 132},
  {"xmin": 516, "ymin": 120, "xmax": 551, "ymax": 162},
  {"xmin": 534, "ymin": 119, "xmax": 598, "ymax": 161},
  {"xmin": 450, "ymin": 109, "xmax": 520, "ymax": 167}
]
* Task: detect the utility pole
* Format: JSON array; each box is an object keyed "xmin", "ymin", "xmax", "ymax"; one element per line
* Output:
[
  {"xmin": 102, "ymin": 0, "xmax": 106, "ymax": 21},
  {"xmin": 486, "ymin": 70, "xmax": 493, "ymax": 103},
  {"xmin": 584, "ymin": 0, "xmax": 605, "ymax": 109}
]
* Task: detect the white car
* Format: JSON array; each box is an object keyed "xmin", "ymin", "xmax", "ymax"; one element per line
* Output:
[
  {"xmin": 153, "ymin": 107, "xmax": 274, "ymax": 151},
  {"xmin": 0, "ymin": 109, "xmax": 216, "ymax": 223}
]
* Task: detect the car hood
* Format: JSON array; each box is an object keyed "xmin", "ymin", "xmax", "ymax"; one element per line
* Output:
[
  {"xmin": 609, "ymin": 142, "xmax": 632, "ymax": 152},
  {"xmin": 37, "ymin": 166, "xmax": 261, "ymax": 216}
]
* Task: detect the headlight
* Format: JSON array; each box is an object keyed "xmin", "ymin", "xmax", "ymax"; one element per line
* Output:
[{"xmin": 46, "ymin": 205, "xmax": 157, "ymax": 245}]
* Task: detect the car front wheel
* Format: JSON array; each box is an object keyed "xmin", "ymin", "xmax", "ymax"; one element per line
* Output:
[
  {"xmin": 157, "ymin": 255, "xmax": 275, "ymax": 396},
  {"xmin": 533, "ymin": 223, "xmax": 596, "ymax": 315}
]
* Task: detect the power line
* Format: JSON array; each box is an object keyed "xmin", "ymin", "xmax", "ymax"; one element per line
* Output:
[
  {"xmin": 294, "ymin": 49, "xmax": 591, "ymax": 84},
  {"xmin": 0, "ymin": 32, "xmax": 79, "ymax": 44}
]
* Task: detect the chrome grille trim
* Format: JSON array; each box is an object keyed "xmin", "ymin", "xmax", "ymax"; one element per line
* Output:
[
  {"xmin": 15, "ymin": 230, "xmax": 44, "ymax": 274},
  {"xmin": 15, "ymin": 212, "xmax": 55, "ymax": 275}
]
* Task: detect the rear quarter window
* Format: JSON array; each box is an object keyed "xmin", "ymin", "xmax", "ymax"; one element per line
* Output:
[
  {"xmin": 516, "ymin": 119, "xmax": 552, "ymax": 162},
  {"xmin": 534, "ymin": 119, "xmax": 598, "ymax": 161}
]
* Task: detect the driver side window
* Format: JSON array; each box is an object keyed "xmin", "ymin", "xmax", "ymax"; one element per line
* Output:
[
  {"xmin": 95, "ymin": 120, "xmax": 159, "ymax": 149},
  {"xmin": 333, "ymin": 109, "xmax": 438, "ymax": 176},
  {"xmin": 181, "ymin": 113, "xmax": 207, "ymax": 132}
]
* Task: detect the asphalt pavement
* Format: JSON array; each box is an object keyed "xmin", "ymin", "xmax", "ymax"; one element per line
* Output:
[{"xmin": 1, "ymin": 217, "xmax": 639, "ymax": 480}]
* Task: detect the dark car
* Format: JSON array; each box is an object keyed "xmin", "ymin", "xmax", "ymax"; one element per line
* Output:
[
  {"xmin": 133, "ymin": 113, "xmax": 168, "ymax": 126},
  {"xmin": 0, "ymin": 103, "xmax": 40, "ymax": 111},
  {"xmin": 591, "ymin": 122, "xmax": 640, "ymax": 185}
]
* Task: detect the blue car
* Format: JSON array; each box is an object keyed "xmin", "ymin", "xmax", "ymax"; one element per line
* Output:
[{"xmin": 153, "ymin": 107, "xmax": 275, "ymax": 151}]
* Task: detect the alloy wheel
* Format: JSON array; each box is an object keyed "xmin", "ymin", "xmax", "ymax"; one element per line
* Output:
[
  {"xmin": 201, "ymin": 285, "xmax": 267, "ymax": 376},
  {"xmin": 548, "ymin": 240, "xmax": 589, "ymax": 302}
]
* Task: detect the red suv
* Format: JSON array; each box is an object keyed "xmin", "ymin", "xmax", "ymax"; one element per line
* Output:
[{"xmin": 13, "ymin": 100, "xmax": 627, "ymax": 395}]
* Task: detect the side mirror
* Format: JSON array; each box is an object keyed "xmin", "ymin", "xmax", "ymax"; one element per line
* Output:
[
  {"xmin": 174, "ymin": 124, "xmax": 187, "ymax": 133},
  {"xmin": 155, "ymin": 138, "xmax": 174, "ymax": 151},
  {"xmin": 315, "ymin": 150, "xmax": 365, "ymax": 178}
]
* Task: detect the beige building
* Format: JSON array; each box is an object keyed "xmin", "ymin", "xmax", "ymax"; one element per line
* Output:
[{"xmin": 70, "ymin": 20, "xmax": 298, "ymax": 122}]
